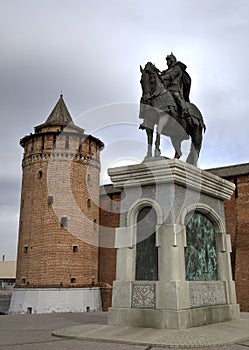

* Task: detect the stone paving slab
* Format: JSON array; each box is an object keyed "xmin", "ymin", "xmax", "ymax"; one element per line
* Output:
[{"xmin": 53, "ymin": 318, "xmax": 249, "ymax": 348}]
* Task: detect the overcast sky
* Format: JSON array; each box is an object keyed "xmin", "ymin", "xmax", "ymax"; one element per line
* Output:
[{"xmin": 1, "ymin": 0, "xmax": 249, "ymax": 261}]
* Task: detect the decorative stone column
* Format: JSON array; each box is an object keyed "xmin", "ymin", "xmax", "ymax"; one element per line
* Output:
[{"xmin": 108, "ymin": 158, "xmax": 240, "ymax": 329}]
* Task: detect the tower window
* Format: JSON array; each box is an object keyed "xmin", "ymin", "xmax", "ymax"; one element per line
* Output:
[
  {"xmin": 41, "ymin": 135, "xmax": 44, "ymax": 150},
  {"xmin": 93, "ymin": 219, "xmax": 97, "ymax": 230},
  {"xmin": 48, "ymin": 195, "xmax": 53, "ymax": 204},
  {"xmin": 65, "ymin": 135, "xmax": 69, "ymax": 149},
  {"xmin": 53, "ymin": 134, "xmax": 56, "ymax": 149},
  {"xmin": 61, "ymin": 216, "xmax": 68, "ymax": 228},
  {"xmin": 31, "ymin": 138, "xmax": 34, "ymax": 151},
  {"xmin": 38, "ymin": 170, "xmax": 43, "ymax": 179},
  {"xmin": 24, "ymin": 246, "xmax": 28, "ymax": 253},
  {"xmin": 71, "ymin": 277, "xmax": 76, "ymax": 283},
  {"xmin": 22, "ymin": 278, "xmax": 26, "ymax": 284},
  {"xmin": 87, "ymin": 199, "xmax": 91, "ymax": 208},
  {"xmin": 89, "ymin": 140, "xmax": 92, "ymax": 154},
  {"xmin": 73, "ymin": 245, "xmax": 78, "ymax": 252},
  {"xmin": 78, "ymin": 138, "xmax": 82, "ymax": 152}
]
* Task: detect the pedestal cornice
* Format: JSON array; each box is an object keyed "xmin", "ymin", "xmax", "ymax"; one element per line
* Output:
[{"xmin": 108, "ymin": 159, "xmax": 235, "ymax": 201}]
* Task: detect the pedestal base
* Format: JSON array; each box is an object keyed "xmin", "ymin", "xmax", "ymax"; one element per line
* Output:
[
  {"xmin": 108, "ymin": 159, "xmax": 240, "ymax": 330},
  {"xmin": 108, "ymin": 304, "xmax": 240, "ymax": 329}
]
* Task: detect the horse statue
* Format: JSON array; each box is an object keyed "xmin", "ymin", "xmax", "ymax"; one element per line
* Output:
[{"xmin": 139, "ymin": 61, "xmax": 206, "ymax": 166}]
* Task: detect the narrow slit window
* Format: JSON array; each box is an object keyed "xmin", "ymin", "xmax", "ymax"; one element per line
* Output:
[
  {"xmin": 61, "ymin": 216, "xmax": 68, "ymax": 228},
  {"xmin": 53, "ymin": 134, "xmax": 56, "ymax": 149},
  {"xmin": 31, "ymin": 138, "xmax": 34, "ymax": 151},
  {"xmin": 41, "ymin": 135, "xmax": 44, "ymax": 150},
  {"xmin": 65, "ymin": 135, "xmax": 69, "ymax": 149}
]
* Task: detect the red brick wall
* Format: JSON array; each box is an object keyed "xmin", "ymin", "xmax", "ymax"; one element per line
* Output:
[
  {"xmin": 98, "ymin": 189, "xmax": 120, "ymax": 310},
  {"xmin": 224, "ymin": 175, "xmax": 249, "ymax": 311},
  {"xmin": 99, "ymin": 190, "xmax": 120, "ymax": 285}
]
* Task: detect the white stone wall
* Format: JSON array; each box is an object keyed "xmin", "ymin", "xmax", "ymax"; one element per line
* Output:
[{"xmin": 9, "ymin": 288, "xmax": 101, "ymax": 314}]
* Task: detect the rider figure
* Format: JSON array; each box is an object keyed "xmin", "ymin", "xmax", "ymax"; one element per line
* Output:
[{"xmin": 161, "ymin": 53, "xmax": 191, "ymax": 119}]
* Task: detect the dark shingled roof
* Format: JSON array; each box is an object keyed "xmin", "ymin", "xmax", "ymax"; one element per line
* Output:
[
  {"xmin": 45, "ymin": 94, "xmax": 74, "ymax": 126},
  {"xmin": 21, "ymin": 95, "xmax": 105, "ymax": 150},
  {"xmin": 35, "ymin": 94, "xmax": 84, "ymax": 133},
  {"xmin": 207, "ymin": 162, "xmax": 249, "ymax": 178}
]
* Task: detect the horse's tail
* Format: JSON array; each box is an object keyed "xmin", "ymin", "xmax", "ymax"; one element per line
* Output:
[{"xmin": 187, "ymin": 102, "xmax": 206, "ymax": 132}]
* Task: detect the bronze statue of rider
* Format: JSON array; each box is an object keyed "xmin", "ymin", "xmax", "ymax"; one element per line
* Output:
[{"xmin": 161, "ymin": 53, "xmax": 191, "ymax": 119}]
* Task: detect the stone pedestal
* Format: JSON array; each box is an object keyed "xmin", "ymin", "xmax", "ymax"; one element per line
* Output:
[{"xmin": 108, "ymin": 159, "xmax": 240, "ymax": 329}]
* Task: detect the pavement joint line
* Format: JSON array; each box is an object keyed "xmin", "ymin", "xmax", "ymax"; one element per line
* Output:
[
  {"xmin": 0, "ymin": 338, "xmax": 66, "ymax": 347},
  {"xmin": 236, "ymin": 345, "xmax": 249, "ymax": 348}
]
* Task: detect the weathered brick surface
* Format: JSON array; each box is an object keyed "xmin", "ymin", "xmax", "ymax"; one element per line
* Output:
[
  {"xmin": 223, "ymin": 175, "xmax": 249, "ymax": 311},
  {"xmin": 99, "ymin": 190, "xmax": 120, "ymax": 285},
  {"xmin": 16, "ymin": 127, "xmax": 102, "ymax": 289}
]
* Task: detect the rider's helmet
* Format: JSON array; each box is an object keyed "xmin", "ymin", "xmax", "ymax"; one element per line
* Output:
[{"xmin": 166, "ymin": 52, "xmax": 177, "ymax": 63}]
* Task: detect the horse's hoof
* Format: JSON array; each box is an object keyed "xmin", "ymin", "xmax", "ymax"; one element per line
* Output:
[
  {"xmin": 143, "ymin": 156, "xmax": 153, "ymax": 163},
  {"xmin": 174, "ymin": 151, "xmax": 182, "ymax": 159},
  {"xmin": 154, "ymin": 150, "xmax": 161, "ymax": 157}
]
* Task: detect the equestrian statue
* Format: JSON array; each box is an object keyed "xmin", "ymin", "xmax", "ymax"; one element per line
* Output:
[{"xmin": 139, "ymin": 53, "xmax": 206, "ymax": 166}]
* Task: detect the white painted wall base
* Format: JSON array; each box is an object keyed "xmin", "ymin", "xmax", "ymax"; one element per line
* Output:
[{"xmin": 9, "ymin": 288, "xmax": 101, "ymax": 314}]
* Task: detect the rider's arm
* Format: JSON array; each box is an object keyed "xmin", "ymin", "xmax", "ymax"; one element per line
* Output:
[{"xmin": 167, "ymin": 65, "xmax": 182, "ymax": 82}]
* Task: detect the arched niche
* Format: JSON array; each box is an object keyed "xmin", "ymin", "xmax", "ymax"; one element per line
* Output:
[
  {"xmin": 184, "ymin": 210, "xmax": 218, "ymax": 281},
  {"xmin": 126, "ymin": 198, "xmax": 163, "ymax": 281},
  {"xmin": 179, "ymin": 203, "xmax": 226, "ymax": 234},
  {"xmin": 135, "ymin": 206, "xmax": 158, "ymax": 281},
  {"xmin": 127, "ymin": 198, "xmax": 164, "ymax": 227}
]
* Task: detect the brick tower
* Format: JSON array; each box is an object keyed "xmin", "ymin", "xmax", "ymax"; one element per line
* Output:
[{"xmin": 10, "ymin": 95, "xmax": 104, "ymax": 314}]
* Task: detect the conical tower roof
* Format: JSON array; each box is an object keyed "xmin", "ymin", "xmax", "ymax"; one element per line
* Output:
[
  {"xmin": 35, "ymin": 95, "xmax": 84, "ymax": 133},
  {"xmin": 45, "ymin": 94, "xmax": 74, "ymax": 125}
]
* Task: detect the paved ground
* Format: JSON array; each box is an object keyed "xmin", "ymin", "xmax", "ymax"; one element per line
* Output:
[{"xmin": 0, "ymin": 312, "xmax": 248, "ymax": 350}]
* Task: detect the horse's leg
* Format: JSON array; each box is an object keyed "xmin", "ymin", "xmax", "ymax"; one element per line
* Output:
[
  {"xmin": 145, "ymin": 127, "xmax": 153, "ymax": 158},
  {"xmin": 186, "ymin": 126, "xmax": 202, "ymax": 166},
  {"xmin": 171, "ymin": 136, "xmax": 183, "ymax": 159},
  {"xmin": 155, "ymin": 132, "xmax": 161, "ymax": 157},
  {"xmin": 155, "ymin": 113, "xmax": 170, "ymax": 157}
]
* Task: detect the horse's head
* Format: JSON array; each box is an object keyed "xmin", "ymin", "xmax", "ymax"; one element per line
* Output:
[
  {"xmin": 140, "ymin": 64, "xmax": 152, "ymax": 101},
  {"xmin": 140, "ymin": 62, "xmax": 164, "ymax": 101}
]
